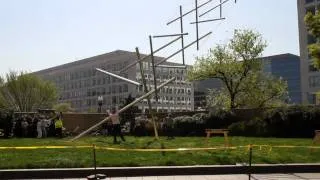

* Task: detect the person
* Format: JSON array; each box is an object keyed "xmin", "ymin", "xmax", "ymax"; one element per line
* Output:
[
  {"xmin": 21, "ymin": 117, "xmax": 29, "ymax": 137},
  {"xmin": 26, "ymin": 115, "xmax": 34, "ymax": 137},
  {"xmin": 36, "ymin": 115, "xmax": 42, "ymax": 138},
  {"xmin": 165, "ymin": 113, "xmax": 174, "ymax": 140},
  {"xmin": 41, "ymin": 116, "xmax": 48, "ymax": 138},
  {"xmin": 54, "ymin": 112, "xmax": 63, "ymax": 138},
  {"xmin": 48, "ymin": 118, "xmax": 55, "ymax": 137},
  {"xmin": 107, "ymin": 107, "xmax": 125, "ymax": 144},
  {"xmin": 14, "ymin": 115, "xmax": 22, "ymax": 137},
  {"xmin": 3, "ymin": 112, "xmax": 13, "ymax": 138}
]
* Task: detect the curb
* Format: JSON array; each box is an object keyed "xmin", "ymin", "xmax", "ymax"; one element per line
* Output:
[{"xmin": 1, "ymin": 164, "xmax": 320, "ymax": 179}]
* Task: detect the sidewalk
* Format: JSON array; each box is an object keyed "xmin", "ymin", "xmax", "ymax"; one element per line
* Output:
[{"xmin": 40, "ymin": 173, "xmax": 320, "ymax": 180}]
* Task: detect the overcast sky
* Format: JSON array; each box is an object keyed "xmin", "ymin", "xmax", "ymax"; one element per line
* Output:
[{"xmin": 0, "ymin": 0, "xmax": 299, "ymax": 75}]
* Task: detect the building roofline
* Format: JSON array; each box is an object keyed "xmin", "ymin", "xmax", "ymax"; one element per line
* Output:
[
  {"xmin": 34, "ymin": 50, "xmax": 186, "ymax": 74},
  {"xmin": 261, "ymin": 53, "xmax": 300, "ymax": 59}
]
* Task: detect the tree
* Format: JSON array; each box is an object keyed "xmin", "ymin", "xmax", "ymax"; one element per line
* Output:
[
  {"xmin": 53, "ymin": 103, "xmax": 74, "ymax": 113},
  {"xmin": 188, "ymin": 29, "xmax": 288, "ymax": 110},
  {"xmin": 0, "ymin": 71, "xmax": 58, "ymax": 112},
  {"xmin": 305, "ymin": 11, "xmax": 320, "ymax": 69},
  {"xmin": 119, "ymin": 94, "xmax": 139, "ymax": 133},
  {"xmin": 240, "ymin": 73, "xmax": 288, "ymax": 108}
]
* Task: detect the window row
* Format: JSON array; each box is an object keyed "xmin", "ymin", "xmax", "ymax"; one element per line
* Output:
[
  {"xmin": 309, "ymin": 75, "xmax": 320, "ymax": 88},
  {"xmin": 56, "ymin": 61, "xmax": 129, "ymax": 82},
  {"xmin": 60, "ymin": 75, "xmax": 129, "ymax": 90}
]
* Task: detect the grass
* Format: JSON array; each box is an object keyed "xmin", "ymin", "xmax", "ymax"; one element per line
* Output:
[{"xmin": 0, "ymin": 136, "xmax": 320, "ymax": 169}]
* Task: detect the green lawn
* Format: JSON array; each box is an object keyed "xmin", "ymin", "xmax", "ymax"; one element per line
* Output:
[{"xmin": 0, "ymin": 136, "xmax": 319, "ymax": 169}]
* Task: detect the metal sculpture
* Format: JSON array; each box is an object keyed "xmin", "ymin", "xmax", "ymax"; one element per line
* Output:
[{"xmin": 72, "ymin": 0, "xmax": 238, "ymax": 141}]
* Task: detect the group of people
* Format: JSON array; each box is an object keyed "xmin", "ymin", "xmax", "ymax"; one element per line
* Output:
[
  {"xmin": 0, "ymin": 111, "xmax": 64, "ymax": 138},
  {"xmin": 1, "ymin": 108, "xmax": 175, "ymax": 141}
]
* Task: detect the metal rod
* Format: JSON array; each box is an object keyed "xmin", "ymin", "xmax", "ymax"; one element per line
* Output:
[
  {"xmin": 195, "ymin": 0, "xmax": 199, "ymax": 50},
  {"xmin": 93, "ymin": 144, "xmax": 97, "ymax": 179},
  {"xmin": 96, "ymin": 68, "xmax": 141, "ymax": 86},
  {"xmin": 70, "ymin": 77, "xmax": 175, "ymax": 141},
  {"xmin": 153, "ymin": 33, "xmax": 188, "ymax": 38},
  {"xmin": 248, "ymin": 145, "xmax": 252, "ymax": 180},
  {"xmin": 155, "ymin": 32, "xmax": 212, "ymax": 66},
  {"xmin": 157, "ymin": 65, "xmax": 187, "ymax": 69},
  {"xmin": 149, "ymin": 36, "xmax": 158, "ymax": 103},
  {"xmin": 136, "ymin": 47, "xmax": 159, "ymax": 139},
  {"xmin": 220, "ymin": 0, "xmax": 222, "ymax": 18},
  {"xmin": 199, "ymin": 0, "xmax": 230, "ymax": 18},
  {"xmin": 190, "ymin": 18, "xmax": 226, "ymax": 24},
  {"xmin": 167, "ymin": 0, "xmax": 213, "ymax": 25},
  {"xmin": 180, "ymin": 5, "xmax": 185, "ymax": 65},
  {"xmin": 119, "ymin": 36, "xmax": 181, "ymax": 73}
]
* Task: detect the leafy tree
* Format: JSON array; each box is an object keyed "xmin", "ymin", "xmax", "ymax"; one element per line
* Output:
[
  {"xmin": 305, "ymin": 11, "xmax": 320, "ymax": 69},
  {"xmin": 53, "ymin": 103, "xmax": 74, "ymax": 113},
  {"xmin": 0, "ymin": 71, "xmax": 58, "ymax": 112},
  {"xmin": 188, "ymin": 29, "xmax": 288, "ymax": 110},
  {"xmin": 241, "ymin": 73, "xmax": 288, "ymax": 108}
]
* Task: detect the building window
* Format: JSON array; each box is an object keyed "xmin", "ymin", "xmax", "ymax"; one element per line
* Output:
[
  {"xmin": 119, "ymin": 85, "xmax": 123, "ymax": 93},
  {"xmin": 307, "ymin": 93, "xmax": 316, "ymax": 104},
  {"xmin": 112, "ymin": 96, "xmax": 117, "ymax": 104},
  {"xmin": 306, "ymin": 0, "xmax": 315, "ymax": 4},
  {"xmin": 106, "ymin": 76, "xmax": 110, "ymax": 84},
  {"xmin": 309, "ymin": 75, "xmax": 320, "ymax": 87},
  {"xmin": 309, "ymin": 64, "xmax": 319, "ymax": 72},
  {"xmin": 123, "ymin": 84, "xmax": 128, "ymax": 92}
]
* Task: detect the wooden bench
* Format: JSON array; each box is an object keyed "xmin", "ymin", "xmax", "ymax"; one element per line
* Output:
[{"xmin": 205, "ymin": 129, "xmax": 229, "ymax": 146}]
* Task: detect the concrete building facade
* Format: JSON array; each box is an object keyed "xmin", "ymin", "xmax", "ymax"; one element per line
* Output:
[
  {"xmin": 35, "ymin": 50, "xmax": 194, "ymax": 112},
  {"xmin": 297, "ymin": 0, "xmax": 320, "ymax": 104}
]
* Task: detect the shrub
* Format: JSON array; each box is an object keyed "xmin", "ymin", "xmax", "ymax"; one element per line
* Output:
[
  {"xmin": 205, "ymin": 110, "xmax": 239, "ymax": 129},
  {"xmin": 229, "ymin": 105, "xmax": 320, "ymax": 138},
  {"xmin": 228, "ymin": 117, "xmax": 268, "ymax": 137}
]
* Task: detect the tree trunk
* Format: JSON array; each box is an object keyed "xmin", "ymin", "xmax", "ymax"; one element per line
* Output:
[{"xmin": 230, "ymin": 94, "xmax": 236, "ymax": 109}]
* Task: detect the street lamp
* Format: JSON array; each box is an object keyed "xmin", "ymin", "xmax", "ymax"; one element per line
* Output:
[{"xmin": 98, "ymin": 96, "xmax": 103, "ymax": 113}]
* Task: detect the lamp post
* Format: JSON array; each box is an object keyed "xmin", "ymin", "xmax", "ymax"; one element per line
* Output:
[{"xmin": 97, "ymin": 96, "xmax": 103, "ymax": 113}]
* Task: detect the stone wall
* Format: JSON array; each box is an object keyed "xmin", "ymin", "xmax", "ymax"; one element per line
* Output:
[{"xmin": 62, "ymin": 113, "xmax": 106, "ymax": 133}]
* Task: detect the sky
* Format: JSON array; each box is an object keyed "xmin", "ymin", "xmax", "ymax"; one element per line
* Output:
[{"xmin": 0, "ymin": 0, "xmax": 299, "ymax": 75}]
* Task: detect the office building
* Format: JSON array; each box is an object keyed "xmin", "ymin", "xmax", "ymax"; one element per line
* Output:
[
  {"xmin": 262, "ymin": 54, "xmax": 301, "ymax": 104},
  {"xmin": 34, "ymin": 50, "xmax": 194, "ymax": 112},
  {"xmin": 297, "ymin": 0, "xmax": 320, "ymax": 104}
]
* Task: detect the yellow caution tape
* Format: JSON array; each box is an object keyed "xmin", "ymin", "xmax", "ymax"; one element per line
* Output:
[
  {"xmin": 95, "ymin": 146, "xmax": 238, "ymax": 152},
  {"xmin": 0, "ymin": 144, "xmax": 319, "ymax": 151},
  {"xmin": 0, "ymin": 145, "xmax": 91, "ymax": 150}
]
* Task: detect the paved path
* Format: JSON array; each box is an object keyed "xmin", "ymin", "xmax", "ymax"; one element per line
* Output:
[{"xmin": 36, "ymin": 173, "xmax": 320, "ymax": 180}]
